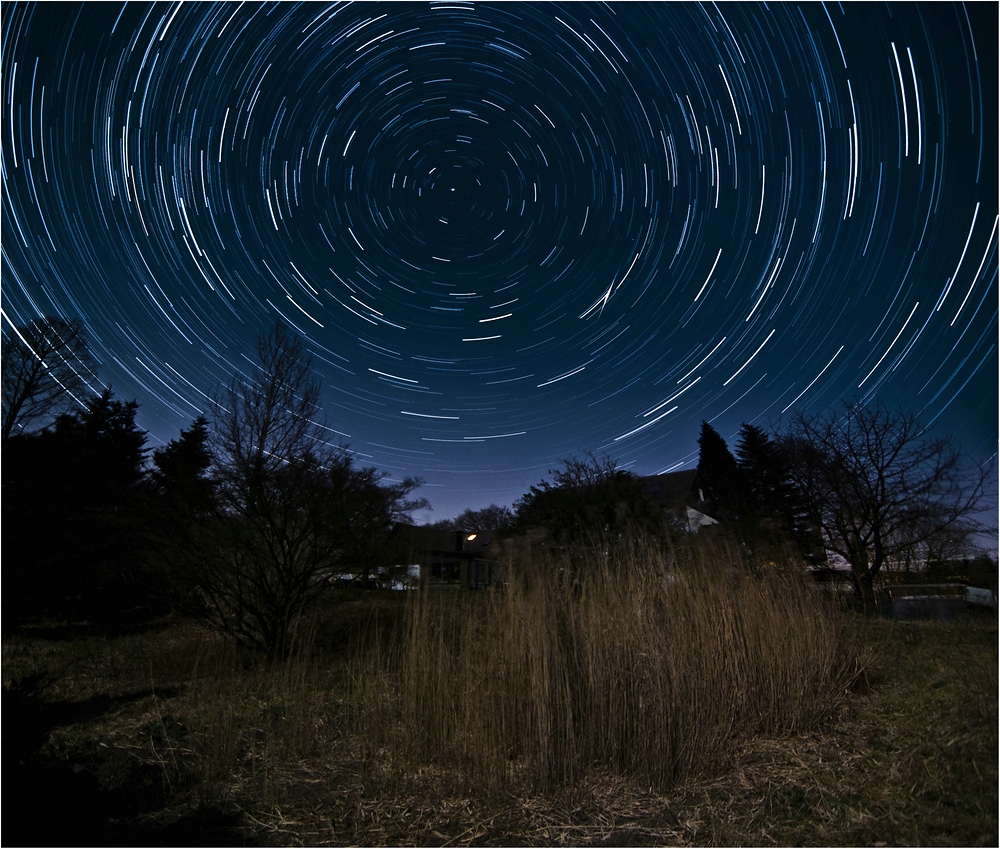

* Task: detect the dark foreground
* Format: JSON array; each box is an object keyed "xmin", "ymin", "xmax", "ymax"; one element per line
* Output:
[{"xmin": 3, "ymin": 600, "xmax": 996, "ymax": 847}]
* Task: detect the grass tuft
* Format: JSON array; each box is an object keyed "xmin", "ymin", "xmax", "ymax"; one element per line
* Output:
[{"xmin": 355, "ymin": 535, "xmax": 863, "ymax": 796}]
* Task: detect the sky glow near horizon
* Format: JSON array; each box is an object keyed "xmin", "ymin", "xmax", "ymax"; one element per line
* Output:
[{"xmin": 1, "ymin": 2, "xmax": 997, "ymax": 521}]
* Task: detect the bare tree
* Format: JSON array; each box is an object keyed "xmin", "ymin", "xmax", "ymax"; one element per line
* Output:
[
  {"xmin": 782, "ymin": 400, "xmax": 991, "ymax": 613},
  {"xmin": 201, "ymin": 323, "xmax": 425, "ymax": 656},
  {"xmin": 2, "ymin": 316, "xmax": 96, "ymax": 443}
]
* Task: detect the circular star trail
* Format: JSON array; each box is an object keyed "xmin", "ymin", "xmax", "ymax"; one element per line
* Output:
[{"xmin": 2, "ymin": 2, "xmax": 997, "ymax": 519}]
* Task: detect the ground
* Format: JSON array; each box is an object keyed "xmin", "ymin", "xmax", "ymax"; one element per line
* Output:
[{"xmin": 2, "ymin": 599, "xmax": 996, "ymax": 847}]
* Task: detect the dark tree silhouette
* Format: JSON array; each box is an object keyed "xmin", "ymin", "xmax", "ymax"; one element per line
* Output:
[
  {"xmin": 320, "ymin": 454, "xmax": 429, "ymax": 588},
  {"xmin": 782, "ymin": 400, "xmax": 991, "ymax": 612},
  {"xmin": 442, "ymin": 504, "xmax": 516, "ymax": 534},
  {"xmin": 151, "ymin": 415, "xmax": 215, "ymax": 513},
  {"xmin": 736, "ymin": 424, "xmax": 786, "ymax": 510},
  {"xmin": 2, "ymin": 388, "xmax": 149, "ymax": 621},
  {"xmin": 696, "ymin": 421, "xmax": 740, "ymax": 517},
  {"xmin": 194, "ymin": 323, "xmax": 425, "ymax": 656},
  {"xmin": 734, "ymin": 422, "xmax": 823, "ymax": 565},
  {"xmin": 2, "ymin": 316, "xmax": 96, "ymax": 444},
  {"xmin": 147, "ymin": 416, "xmax": 217, "ymax": 610},
  {"xmin": 514, "ymin": 452, "xmax": 663, "ymax": 551}
]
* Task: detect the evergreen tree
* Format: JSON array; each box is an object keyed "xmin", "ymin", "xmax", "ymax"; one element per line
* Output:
[
  {"xmin": 696, "ymin": 421, "xmax": 740, "ymax": 517},
  {"xmin": 151, "ymin": 415, "xmax": 215, "ymax": 515},
  {"xmin": 736, "ymin": 423, "xmax": 793, "ymax": 516},
  {"xmin": 734, "ymin": 422, "xmax": 821, "ymax": 566},
  {"xmin": 2, "ymin": 388, "xmax": 150, "ymax": 621},
  {"xmin": 147, "ymin": 416, "xmax": 217, "ymax": 611}
]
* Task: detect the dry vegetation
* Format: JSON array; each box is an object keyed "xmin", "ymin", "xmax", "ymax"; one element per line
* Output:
[
  {"xmin": 355, "ymin": 537, "xmax": 860, "ymax": 797},
  {"xmin": 3, "ymin": 538, "xmax": 997, "ymax": 847}
]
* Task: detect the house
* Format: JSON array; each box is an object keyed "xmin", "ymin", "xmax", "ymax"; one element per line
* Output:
[
  {"xmin": 885, "ymin": 583, "xmax": 968, "ymax": 619},
  {"xmin": 884, "ymin": 583, "xmax": 997, "ymax": 618},
  {"xmin": 641, "ymin": 469, "xmax": 719, "ymax": 532},
  {"xmin": 389, "ymin": 524, "xmax": 503, "ymax": 589}
]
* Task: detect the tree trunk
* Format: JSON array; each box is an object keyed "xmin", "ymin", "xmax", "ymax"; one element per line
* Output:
[{"xmin": 854, "ymin": 568, "xmax": 878, "ymax": 615}]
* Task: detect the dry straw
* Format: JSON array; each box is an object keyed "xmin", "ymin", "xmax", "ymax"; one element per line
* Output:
[{"xmin": 356, "ymin": 533, "xmax": 861, "ymax": 796}]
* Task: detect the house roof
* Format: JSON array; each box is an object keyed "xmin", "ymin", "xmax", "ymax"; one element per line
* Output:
[{"xmin": 641, "ymin": 469, "xmax": 703, "ymax": 508}]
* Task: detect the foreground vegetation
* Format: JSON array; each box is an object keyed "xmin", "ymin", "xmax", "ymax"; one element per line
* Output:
[
  {"xmin": 355, "ymin": 539, "xmax": 859, "ymax": 797},
  {"xmin": 4, "ymin": 540, "xmax": 996, "ymax": 847}
]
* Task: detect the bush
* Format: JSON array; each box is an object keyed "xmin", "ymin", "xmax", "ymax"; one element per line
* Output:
[{"xmin": 356, "ymin": 535, "xmax": 862, "ymax": 795}]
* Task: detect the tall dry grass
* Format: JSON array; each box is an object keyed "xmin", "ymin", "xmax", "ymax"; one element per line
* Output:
[{"xmin": 356, "ymin": 534, "xmax": 862, "ymax": 796}]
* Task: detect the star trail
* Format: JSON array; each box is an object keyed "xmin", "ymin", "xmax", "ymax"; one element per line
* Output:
[{"xmin": 2, "ymin": 2, "xmax": 997, "ymax": 520}]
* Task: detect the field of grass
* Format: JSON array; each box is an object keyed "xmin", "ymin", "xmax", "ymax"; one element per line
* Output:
[
  {"xmin": 353, "ymin": 541, "xmax": 861, "ymax": 799},
  {"xmin": 3, "ymin": 560, "xmax": 996, "ymax": 847}
]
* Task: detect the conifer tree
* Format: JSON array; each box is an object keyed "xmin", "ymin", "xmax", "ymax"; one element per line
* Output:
[
  {"xmin": 735, "ymin": 422, "xmax": 822, "ymax": 564},
  {"xmin": 3, "ymin": 388, "xmax": 149, "ymax": 619},
  {"xmin": 151, "ymin": 415, "xmax": 215, "ymax": 515},
  {"xmin": 696, "ymin": 421, "xmax": 739, "ymax": 517}
]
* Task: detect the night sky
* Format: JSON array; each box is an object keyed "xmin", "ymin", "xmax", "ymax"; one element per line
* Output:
[{"xmin": 2, "ymin": 2, "xmax": 997, "ymax": 522}]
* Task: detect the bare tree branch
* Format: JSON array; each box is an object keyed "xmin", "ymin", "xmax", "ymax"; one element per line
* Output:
[
  {"xmin": 198, "ymin": 322, "xmax": 425, "ymax": 656},
  {"xmin": 2, "ymin": 316, "xmax": 98, "ymax": 443},
  {"xmin": 782, "ymin": 400, "xmax": 991, "ymax": 612}
]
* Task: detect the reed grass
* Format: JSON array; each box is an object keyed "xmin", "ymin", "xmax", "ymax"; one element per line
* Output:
[{"xmin": 357, "ymin": 534, "xmax": 862, "ymax": 796}]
